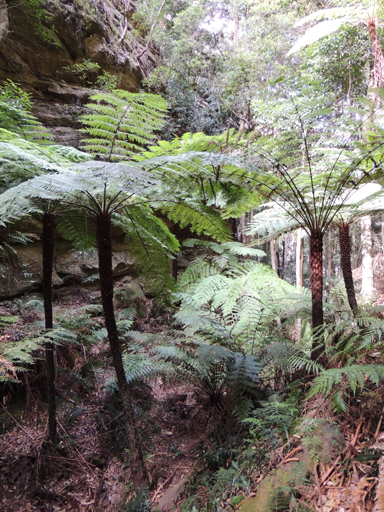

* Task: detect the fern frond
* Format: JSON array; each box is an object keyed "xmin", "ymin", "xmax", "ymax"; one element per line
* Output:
[
  {"xmin": 310, "ymin": 364, "xmax": 384, "ymax": 398},
  {"xmin": 288, "ymin": 355, "xmax": 324, "ymax": 374},
  {"xmin": 55, "ymin": 212, "xmax": 97, "ymax": 250},
  {"xmin": 160, "ymin": 200, "xmax": 230, "ymax": 241},
  {"xmin": 81, "ymin": 90, "xmax": 167, "ymax": 161}
]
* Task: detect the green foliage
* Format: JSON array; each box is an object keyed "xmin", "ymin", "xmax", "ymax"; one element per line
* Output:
[
  {"xmin": 310, "ymin": 364, "xmax": 384, "ymax": 413},
  {"xmin": 0, "ymin": 326, "xmax": 77, "ymax": 382},
  {"xmin": 245, "ymin": 393, "xmax": 299, "ymax": 434},
  {"xmin": 0, "ymin": 80, "xmax": 51, "ymax": 143},
  {"xmin": 197, "ymin": 461, "xmax": 250, "ymax": 511},
  {"xmin": 300, "ymin": 24, "xmax": 371, "ymax": 99},
  {"xmin": 174, "ymin": 240, "xmax": 300, "ymax": 354},
  {"xmin": 0, "ymin": 315, "xmax": 19, "ymax": 329},
  {"xmin": 63, "ymin": 60, "xmax": 118, "ymax": 91},
  {"xmin": 55, "ymin": 304, "xmax": 106, "ymax": 346},
  {"xmin": 142, "ymin": 0, "xmax": 300, "ymax": 135},
  {"xmin": 18, "ymin": 0, "xmax": 59, "ymax": 46},
  {"xmin": 112, "ymin": 205, "xmax": 179, "ymax": 297},
  {"xmin": 55, "ymin": 213, "xmax": 97, "ymax": 251},
  {"xmin": 95, "ymin": 72, "xmax": 119, "ymax": 92},
  {"xmin": 80, "ymin": 90, "xmax": 168, "ymax": 161},
  {"xmin": 64, "ymin": 60, "xmax": 102, "ymax": 80},
  {"xmin": 140, "ymin": 130, "xmax": 263, "ymax": 220},
  {"xmin": 154, "ymin": 343, "xmax": 263, "ymax": 412},
  {"xmin": 122, "ymin": 489, "xmax": 151, "ymax": 512}
]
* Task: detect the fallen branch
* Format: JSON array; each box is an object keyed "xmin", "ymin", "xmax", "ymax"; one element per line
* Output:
[
  {"xmin": 319, "ymin": 455, "xmax": 341, "ymax": 487},
  {"xmin": 285, "ymin": 445, "xmax": 303, "ymax": 459},
  {"xmin": 351, "ymin": 419, "xmax": 364, "ymax": 446},
  {"xmin": 275, "ymin": 457, "xmax": 299, "ymax": 469},
  {"xmin": 375, "ymin": 405, "xmax": 384, "ymax": 439},
  {"xmin": 0, "ymin": 403, "xmax": 34, "ymax": 439}
]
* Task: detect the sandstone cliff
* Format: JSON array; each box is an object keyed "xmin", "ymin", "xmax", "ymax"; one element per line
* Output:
[{"xmin": 0, "ymin": 0, "xmax": 156, "ymax": 145}]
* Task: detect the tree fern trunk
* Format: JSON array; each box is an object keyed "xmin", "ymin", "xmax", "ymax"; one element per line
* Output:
[
  {"xmin": 310, "ymin": 232, "xmax": 324, "ymax": 361},
  {"xmin": 43, "ymin": 211, "xmax": 56, "ymax": 443},
  {"xmin": 96, "ymin": 212, "xmax": 149, "ymax": 491},
  {"xmin": 327, "ymin": 225, "xmax": 334, "ymax": 278},
  {"xmin": 339, "ymin": 223, "xmax": 358, "ymax": 315}
]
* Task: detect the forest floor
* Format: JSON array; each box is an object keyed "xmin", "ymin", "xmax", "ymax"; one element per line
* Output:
[
  {"xmin": 0, "ymin": 285, "xmax": 384, "ymax": 512},
  {"xmin": 0, "ymin": 287, "xmax": 215, "ymax": 512}
]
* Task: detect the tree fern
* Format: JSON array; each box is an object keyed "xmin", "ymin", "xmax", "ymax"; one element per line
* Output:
[
  {"xmin": 154, "ymin": 343, "xmax": 263, "ymax": 407},
  {"xmin": 173, "ymin": 242, "xmax": 303, "ymax": 354}
]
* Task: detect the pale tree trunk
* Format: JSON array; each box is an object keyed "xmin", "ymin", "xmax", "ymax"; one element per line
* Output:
[
  {"xmin": 271, "ymin": 238, "xmax": 279, "ymax": 275},
  {"xmin": 295, "ymin": 228, "xmax": 304, "ymax": 341},
  {"xmin": 361, "ymin": 215, "xmax": 375, "ymax": 299},
  {"xmin": 0, "ymin": 0, "xmax": 8, "ymax": 50},
  {"xmin": 240, "ymin": 215, "xmax": 247, "ymax": 244},
  {"xmin": 234, "ymin": 8, "xmax": 239, "ymax": 47},
  {"xmin": 367, "ymin": 20, "xmax": 384, "ymax": 91},
  {"xmin": 327, "ymin": 225, "xmax": 335, "ymax": 278},
  {"xmin": 282, "ymin": 235, "xmax": 288, "ymax": 281},
  {"xmin": 381, "ymin": 213, "xmax": 384, "ymax": 255},
  {"xmin": 271, "ymin": 237, "xmax": 281, "ymax": 325}
]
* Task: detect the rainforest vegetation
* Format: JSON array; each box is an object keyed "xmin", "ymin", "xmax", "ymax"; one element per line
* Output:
[{"xmin": 2, "ymin": 0, "xmax": 384, "ymax": 511}]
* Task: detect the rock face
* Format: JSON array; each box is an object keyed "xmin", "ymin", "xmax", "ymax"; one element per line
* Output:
[
  {"xmin": 0, "ymin": 238, "xmax": 137, "ymax": 300},
  {"xmin": 0, "ymin": 0, "xmax": 156, "ymax": 145}
]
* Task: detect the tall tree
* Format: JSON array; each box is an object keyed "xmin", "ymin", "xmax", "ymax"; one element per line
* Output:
[{"xmin": 288, "ymin": 0, "xmax": 384, "ymax": 98}]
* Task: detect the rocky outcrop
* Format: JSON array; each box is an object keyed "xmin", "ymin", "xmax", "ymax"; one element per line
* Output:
[
  {"xmin": 0, "ymin": 0, "xmax": 156, "ymax": 145},
  {"xmin": 0, "ymin": 238, "xmax": 137, "ymax": 300}
]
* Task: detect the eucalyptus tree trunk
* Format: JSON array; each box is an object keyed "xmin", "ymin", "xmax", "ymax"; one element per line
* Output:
[
  {"xmin": 96, "ymin": 212, "xmax": 149, "ymax": 491},
  {"xmin": 339, "ymin": 223, "xmax": 358, "ymax": 315},
  {"xmin": 43, "ymin": 211, "xmax": 57, "ymax": 442},
  {"xmin": 326, "ymin": 225, "xmax": 335, "ymax": 278},
  {"xmin": 381, "ymin": 214, "xmax": 384, "ymax": 255},
  {"xmin": 367, "ymin": 20, "xmax": 384, "ymax": 92},
  {"xmin": 282, "ymin": 235, "xmax": 287, "ymax": 281},
  {"xmin": 310, "ymin": 232, "xmax": 324, "ymax": 361},
  {"xmin": 296, "ymin": 228, "xmax": 304, "ymax": 288},
  {"xmin": 271, "ymin": 239, "xmax": 278, "ymax": 275},
  {"xmin": 240, "ymin": 215, "xmax": 247, "ymax": 244},
  {"xmin": 295, "ymin": 228, "xmax": 304, "ymax": 342},
  {"xmin": 361, "ymin": 215, "xmax": 375, "ymax": 299}
]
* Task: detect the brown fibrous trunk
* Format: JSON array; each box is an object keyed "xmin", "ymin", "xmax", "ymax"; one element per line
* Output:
[
  {"xmin": 43, "ymin": 211, "xmax": 56, "ymax": 442},
  {"xmin": 310, "ymin": 232, "xmax": 324, "ymax": 361},
  {"xmin": 339, "ymin": 223, "xmax": 358, "ymax": 315},
  {"xmin": 96, "ymin": 212, "xmax": 149, "ymax": 491}
]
